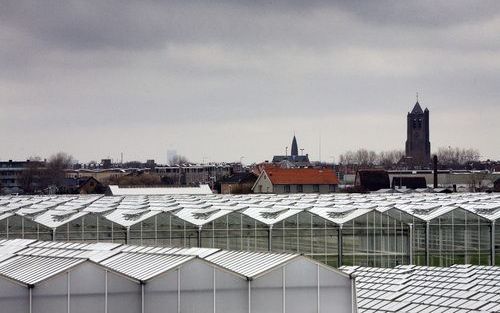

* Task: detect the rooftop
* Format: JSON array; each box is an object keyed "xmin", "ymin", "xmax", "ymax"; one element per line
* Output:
[
  {"xmin": 0, "ymin": 238, "xmax": 304, "ymax": 284},
  {"xmin": 264, "ymin": 168, "xmax": 340, "ymax": 185},
  {"xmin": 0, "ymin": 193, "xmax": 499, "ymax": 229},
  {"xmin": 342, "ymin": 264, "xmax": 500, "ymax": 312}
]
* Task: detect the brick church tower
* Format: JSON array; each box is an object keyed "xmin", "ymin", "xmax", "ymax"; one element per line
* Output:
[{"xmin": 405, "ymin": 101, "xmax": 431, "ymax": 166}]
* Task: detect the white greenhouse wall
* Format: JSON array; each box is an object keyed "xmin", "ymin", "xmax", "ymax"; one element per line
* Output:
[
  {"xmin": 215, "ymin": 269, "xmax": 247, "ymax": 313},
  {"xmin": 0, "ymin": 257, "xmax": 354, "ymax": 313},
  {"xmin": 32, "ymin": 273, "xmax": 68, "ymax": 313},
  {"xmin": 144, "ymin": 269, "xmax": 178, "ymax": 313},
  {"xmin": 319, "ymin": 266, "xmax": 352, "ymax": 312},
  {"xmin": 285, "ymin": 258, "xmax": 318, "ymax": 313},
  {"xmin": 251, "ymin": 267, "xmax": 283, "ymax": 313},
  {"xmin": 180, "ymin": 260, "xmax": 214, "ymax": 313},
  {"xmin": 106, "ymin": 271, "xmax": 141, "ymax": 313},
  {"xmin": 0, "ymin": 278, "xmax": 29, "ymax": 313},
  {"xmin": 69, "ymin": 263, "xmax": 106, "ymax": 313}
]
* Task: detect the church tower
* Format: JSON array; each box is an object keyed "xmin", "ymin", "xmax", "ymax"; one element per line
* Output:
[
  {"xmin": 291, "ymin": 135, "xmax": 299, "ymax": 157},
  {"xmin": 405, "ymin": 100, "xmax": 431, "ymax": 166}
]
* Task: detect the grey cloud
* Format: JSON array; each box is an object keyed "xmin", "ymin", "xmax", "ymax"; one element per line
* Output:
[
  {"xmin": 3, "ymin": 0, "xmax": 500, "ymax": 52},
  {"xmin": 0, "ymin": 1, "xmax": 499, "ymax": 162}
]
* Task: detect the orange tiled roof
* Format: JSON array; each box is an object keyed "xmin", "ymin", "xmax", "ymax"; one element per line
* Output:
[{"xmin": 264, "ymin": 168, "xmax": 339, "ymax": 185}]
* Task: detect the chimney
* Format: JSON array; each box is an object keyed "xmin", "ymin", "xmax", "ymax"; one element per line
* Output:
[{"xmin": 433, "ymin": 155, "xmax": 438, "ymax": 188}]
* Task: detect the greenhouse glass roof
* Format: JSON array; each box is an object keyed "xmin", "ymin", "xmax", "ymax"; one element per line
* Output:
[
  {"xmin": 0, "ymin": 193, "xmax": 498, "ymax": 229},
  {"xmin": 342, "ymin": 264, "xmax": 500, "ymax": 312}
]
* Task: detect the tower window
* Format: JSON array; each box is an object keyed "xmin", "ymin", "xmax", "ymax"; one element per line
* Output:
[
  {"xmin": 418, "ymin": 118, "xmax": 422, "ymax": 128},
  {"xmin": 413, "ymin": 119, "xmax": 417, "ymax": 128}
]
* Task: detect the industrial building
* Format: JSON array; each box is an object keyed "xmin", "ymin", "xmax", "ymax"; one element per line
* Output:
[
  {"xmin": 0, "ymin": 239, "xmax": 354, "ymax": 313},
  {"xmin": 0, "ymin": 193, "xmax": 499, "ymax": 268}
]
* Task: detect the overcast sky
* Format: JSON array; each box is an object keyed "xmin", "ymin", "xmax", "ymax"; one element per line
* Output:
[{"xmin": 1, "ymin": 1, "xmax": 499, "ymax": 164}]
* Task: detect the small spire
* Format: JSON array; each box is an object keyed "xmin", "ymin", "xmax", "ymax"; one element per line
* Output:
[{"xmin": 416, "ymin": 92, "xmax": 419, "ymax": 103}]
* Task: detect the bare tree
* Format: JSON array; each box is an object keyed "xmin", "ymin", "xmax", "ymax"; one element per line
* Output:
[
  {"xmin": 377, "ymin": 150, "xmax": 405, "ymax": 168},
  {"xmin": 339, "ymin": 149, "xmax": 377, "ymax": 166},
  {"xmin": 44, "ymin": 152, "xmax": 74, "ymax": 189},
  {"xmin": 339, "ymin": 149, "xmax": 405, "ymax": 169},
  {"xmin": 436, "ymin": 147, "xmax": 480, "ymax": 168}
]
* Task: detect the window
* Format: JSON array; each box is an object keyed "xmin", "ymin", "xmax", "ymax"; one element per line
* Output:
[
  {"xmin": 284, "ymin": 185, "xmax": 291, "ymax": 193},
  {"xmin": 297, "ymin": 184, "xmax": 303, "ymax": 193},
  {"xmin": 313, "ymin": 184, "xmax": 319, "ymax": 192}
]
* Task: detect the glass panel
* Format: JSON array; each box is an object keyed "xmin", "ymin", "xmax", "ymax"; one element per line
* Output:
[{"xmin": 83, "ymin": 214, "xmax": 98, "ymax": 242}]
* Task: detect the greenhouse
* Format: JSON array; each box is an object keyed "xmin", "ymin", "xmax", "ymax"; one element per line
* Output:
[
  {"xmin": 342, "ymin": 264, "xmax": 500, "ymax": 312},
  {"xmin": 0, "ymin": 239, "xmax": 354, "ymax": 313},
  {"xmin": 0, "ymin": 193, "xmax": 499, "ymax": 267}
]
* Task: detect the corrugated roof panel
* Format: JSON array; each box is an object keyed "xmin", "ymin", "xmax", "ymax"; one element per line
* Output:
[
  {"xmin": 0, "ymin": 255, "xmax": 85, "ymax": 285},
  {"xmin": 204, "ymin": 250, "xmax": 298, "ymax": 278},
  {"xmin": 33, "ymin": 210, "xmax": 88, "ymax": 228},
  {"xmin": 100, "ymin": 252, "xmax": 194, "ymax": 281}
]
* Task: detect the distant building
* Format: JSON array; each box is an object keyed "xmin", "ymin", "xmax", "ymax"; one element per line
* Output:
[
  {"xmin": 65, "ymin": 168, "xmax": 127, "ymax": 182},
  {"xmin": 354, "ymin": 169, "xmax": 390, "ymax": 191},
  {"xmin": 61, "ymin": 177, "xmax": 106, "ymax": 194},
  {"xmin": 387, "ymin": 170, "xmax": 500, "ymax": 192},
  {"xmin": 101, "ymin": 159, "xmax": 112, "ymax": 169},
  {"xmin": 405, "ymin": 100, "xmax": 431, "ymax": 167},
  {"xmin": 219, "ymin": 172, "xmax": 257, "ymax": 194},
  {"xmin": 155, "ymin": 164, "xmax": 233, "ymax": 186},
  {"xmin": 252, "ymin": 168, "xmax": 339, "ymax": 194},
  {"xmin": 272, "ymin": 135, "xmax": 310, "ymax": 167},
  {"xmin": 0, "ymin": 159, "xmax": 46, "ymax": 194},
  {"xmin": 391, "ymin": 176, "xmax": 427, "ymax": 189}
]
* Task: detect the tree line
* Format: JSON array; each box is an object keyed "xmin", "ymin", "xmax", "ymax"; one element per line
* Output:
[
  {"xmin": 338, "ymin": 147, "xmax": 481, "ymax": 168},
  {"xmin": 19, "ymin": 152, "xmax": 74, "ymax": 193}
]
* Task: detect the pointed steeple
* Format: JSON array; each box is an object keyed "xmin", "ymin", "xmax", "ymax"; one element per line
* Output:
[
  {"xmin": 411, "ymin": 102, "xmax": 424, "ymax": 114},
  {"xmin": 291, "ymin": 135, "xmax": 299, "ymax": 157}
]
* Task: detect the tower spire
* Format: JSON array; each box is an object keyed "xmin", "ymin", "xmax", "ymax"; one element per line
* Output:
[
  {"xmin": 291, "ymin": 135, "xmax": 298, "ymax": 157},
  {"xmin": 416, "ymin": 92, "xmax": 419, "ymax": 103}
]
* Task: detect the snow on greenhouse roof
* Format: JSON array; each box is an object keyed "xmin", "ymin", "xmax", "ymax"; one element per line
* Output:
[
  {"xmin": 103, "ymin": 209, "xmax": 162, "ymax": 227},
  {"xmin": 241, "ymin": 206, "xmax": 303, "ymax": 225},
  {"xmin": 309, "ymin": 206, "xmax": 374, "ymax": 225},
  {"xmin": 341, "ymin": 264, "xmax": 500, "ymax": 313},
  {"xmin": 0, "ymin": 193, "xmax": 500, "ymax": 229},
  {"xmin": 172, "ymin": 207, "xmax": 234, "ymax": 226},
  {"xmin": 32, "ymin": 210, "xmax": 89, "ymax": 228}
]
